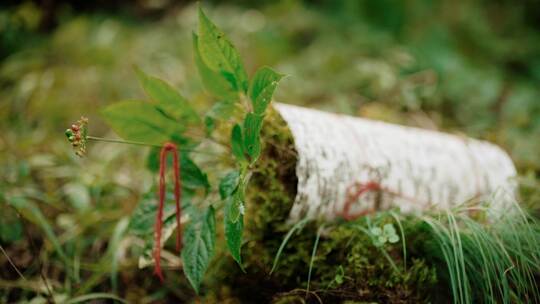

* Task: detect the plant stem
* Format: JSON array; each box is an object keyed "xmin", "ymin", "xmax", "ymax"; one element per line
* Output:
[
  {"xmin": 380, "ymin": 247, "xmax": 400, "ymax": 273},
  {"xmin": 0, "ymin": 245, "xmax": 26, "ymax": 281},
  {"xmin": 87, "ymin": 136, "xmax": 162, "ymax": 148},
  {"xmin": 86, "ymin": 136, "xmax": 220, "ymax": 156}
]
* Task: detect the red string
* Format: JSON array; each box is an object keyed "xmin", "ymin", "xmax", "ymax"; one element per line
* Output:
[
  {"xmin": 154, "ymin": 142, "xmax": 182, "ymax": 282},
  {"xmin": 341, "ymin": 181, "xmax": 381, "ymax": 221},
  {"xmin": 341, "ymin": 181, "xmax": 426, "ymax": 221}
]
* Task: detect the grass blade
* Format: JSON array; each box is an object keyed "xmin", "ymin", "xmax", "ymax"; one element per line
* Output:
[
  {"xmin": 270, "ymin": 217, "xmax": 310, "ymax": 274},
  {"xmin": 306, "ymin": 224, "xmax": 324, "ymax": 293}
]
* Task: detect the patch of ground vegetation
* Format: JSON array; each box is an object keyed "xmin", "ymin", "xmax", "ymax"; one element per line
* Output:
[{"xmin": 1, "ymin": 1, "xmax": 540, "ymax": 302}]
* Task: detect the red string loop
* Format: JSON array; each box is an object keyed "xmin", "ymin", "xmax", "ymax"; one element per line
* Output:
[
  {"xmin": 154, "ymin": 142, "xmax": 182, "ymax": 282},
  {"xmin": 341, "ymin": 181, "xmax": 381, "ymax": 221},
  {"xmin": 341, "ymin": 180, "xmax": 429, "ymax": 221}
]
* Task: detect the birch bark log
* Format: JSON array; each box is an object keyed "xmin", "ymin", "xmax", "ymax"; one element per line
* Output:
[{"xmin": 273, "ymin": 103, "xmax": 517, "ymax": 222}]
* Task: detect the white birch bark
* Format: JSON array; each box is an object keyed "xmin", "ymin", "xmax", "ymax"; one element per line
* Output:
[{"xmin": 274, "ymin": 103, "xmax": 517, "ymax": 222}]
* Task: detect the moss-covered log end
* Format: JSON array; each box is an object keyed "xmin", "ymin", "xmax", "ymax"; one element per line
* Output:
[{"xmin": 205, "ymin": 106, "xmax": 438, "ymax": 303}]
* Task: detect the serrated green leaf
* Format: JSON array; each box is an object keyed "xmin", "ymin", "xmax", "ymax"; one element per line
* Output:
[
  {"xmin": 101, "ymin": 100, "xmax": 182, "ymax": 145},
  {"xmin": 145, "ymin": 136, "xmax": 196, "ymax": 173},
  {"xmin": 231, "ymin": 124, "xmax": 246, "ymax": 162},
  {"xmin": 219, "ymin": 170, "xmax": 240, "ymax": 199},
  {"xmin": 193, "ymin": 33, "xmax": 238, "ymax": 102},
  {"xmin": 128, "ymin": 191, "xmax": 177, "ymax": 237},
  {"xmin": 129, "ymin": 191, "xmax": 189, "ymax": 270},
  {"xmin": 137, "ymin": 209, "xmax": 181, "ymax": 269},
  {"xmin": 180, "ymin": 151, "xmax": 210, "ymax": 192},
  {"xmin": 224, "ymin": 198, "xmax": 244, "ymax": 267},
  {"xmin": 182, "ymin": 206, "xmax": 216, "ymax": 294},
  {"xmin": 227, "ymin": 191, "xmax": 244, "ymax": 224},
  {"xmin": 198, "ymin": 8, "xmax": 248, "ymax": 93},
  {"xmin": 242, "ymin": 113, "xmax": 263, "ymax": 162},
  {"xmin": 144, "ymin": 147, "xmax": 209, "ymax": 192},
  {"xmin": 249, "ymin": 67, "xmax": 283, "ymax": 115},
  {"xmin": 252, "ymin": 81, "xmax": 279, "ymax": 115},
  {"xmin": 134, "ymin": 67, "xmax": 199, "ymax": 124}
]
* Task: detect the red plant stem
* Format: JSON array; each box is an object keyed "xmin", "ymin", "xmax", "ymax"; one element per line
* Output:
[{"xmin": 154, "ymin": 142, "xmax": 182, "ymax": 282}]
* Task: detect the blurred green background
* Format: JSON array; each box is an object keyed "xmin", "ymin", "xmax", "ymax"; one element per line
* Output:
[{"xmin": 1, "ymin": 0, "xmax": 539, "ymax": 302}]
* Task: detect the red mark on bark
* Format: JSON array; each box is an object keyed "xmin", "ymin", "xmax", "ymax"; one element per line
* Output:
[{"xmin": 154, "ymin": 142, "xmax": 182, "ymax": 282}]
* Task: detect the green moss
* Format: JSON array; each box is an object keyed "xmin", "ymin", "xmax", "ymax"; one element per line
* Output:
[
  {"xmin": 307, "ymin": 222, "xmax": 437, "ymax": 303},
  {"xmin": 207, "ymin": 106, "xmax": 438, "ymax": 303}
]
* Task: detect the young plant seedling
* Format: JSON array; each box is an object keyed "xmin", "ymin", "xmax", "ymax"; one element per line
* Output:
[{"xmin": 66, "ymin": 7, "xmax": 283, "ymax": 294}]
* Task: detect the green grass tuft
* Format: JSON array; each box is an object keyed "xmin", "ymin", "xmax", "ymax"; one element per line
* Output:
[{"xmin": 414, "ymin": 202, "xmax": 540, "ymax": 304}]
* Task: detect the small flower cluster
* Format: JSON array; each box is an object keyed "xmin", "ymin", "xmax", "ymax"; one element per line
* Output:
[{"xmin": 65, "ymin": 117, "xmax": 88, "ymax": 157}]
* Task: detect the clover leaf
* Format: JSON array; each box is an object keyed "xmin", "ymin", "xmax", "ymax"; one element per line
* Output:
[{"xmin": 371, "ymin": 223, "xmax": 399, "ymax": 246}]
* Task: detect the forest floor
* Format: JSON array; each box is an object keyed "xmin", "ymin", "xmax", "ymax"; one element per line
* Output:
[{"xmin": 1, "ymin": 1, "xmax": 539, "ymax": 303}]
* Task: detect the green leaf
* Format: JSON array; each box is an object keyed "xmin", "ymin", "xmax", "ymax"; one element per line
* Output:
[
  {"xmin": 334, "ymin": 266, "xmax": 345, "ymax": 285},
  {"xmin": 137, "ymin": 213, "xmax": 181, "ymax": 269},
  {"xmin": 135, "ymin": 67, "xmax": 199, "ymax": 124},
  {"xmin": 145, "ymin": 149, "xmax": 208, "ymax": 192},
  {"xmin": 145, "ymin": 136, "xmax": 196, "ymax": 172},
  {"xmin": 198, "ymin": 8, "xmax": 248, "ymax": 93},
  {"xmin": 180, "ymin": 151, "xmax": 210, "ymax": 192},
  {"xmin": 224, "ymin": 198, "xmax": 244, "ymax": 267},
  {"xmin": 371, "ymin": 227, "xmax": 383, "ymax": 236},
  {"xmin": 129, "ymin": 191, "xmax": 187, "ymax": 270},
  {"xmin": 0, "ymin": 208, "xmax": 23, "ymax": 242},
  {"xmin": 101, "ymin": 100, "xmax": 183, "ymax": 145},
  {"xmin": 388, "ymin": 234, "xmax": 400, "ymax": 243},
  {"xmin": 226, "ymin": 191, "xmax": 244, "ymax": 224},
  {"xmin": 375, "ymin": 236, "xmax": 386, "ymax": 247},
  {"xmin": 231, "ymin": 124, "xmax": 246, "ymax": 162},
  {"xmin": 128, "ymin": 191, "xmax": 177, "ymax": 237},
  {"xmin": 219, "ymin": 170, "xmax": 240, "ymax": 199},
  {"xmin": 182, "ymin": 206, "xmax": 216, "ymax": 294},
  {"xmin": 193, "ymin": 33, "xmax": 238, "ymax": 102},
  {"xmin": 249, "ymin": 67, "xmax": 283, "ymax": 115},
  {"xmin": 206, "ymin": 99, "xmax": 237, "ymax": 121},
  {"xmin": 204, "ymin": 116, "xmax": 215, "ymax": 136},
  {"xmin": 242, "ymin": 113, "xmax": 263, "ymax": 162},
  {"xmin": 383, "ymin": 223, "xmax": 396, "ymax": 235}
]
